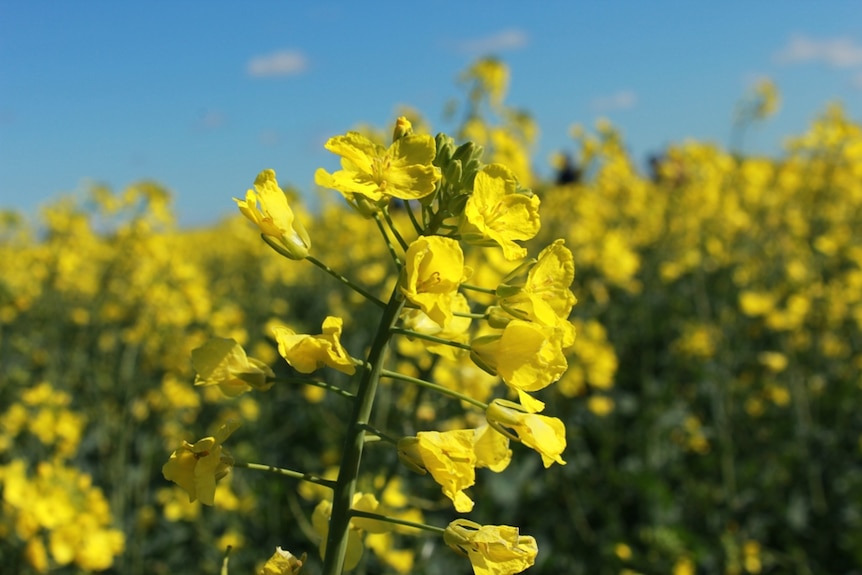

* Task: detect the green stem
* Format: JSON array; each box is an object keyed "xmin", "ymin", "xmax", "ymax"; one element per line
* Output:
[
  {"xmin": 380, "ymin": 368, "xmax": 488, "ymax": 411},
  {"xmin": 322, "ymin": 284, "xmax": 406, "ymax": 575},
  {"xmin": 306, "ymin": 256, "xmax": 386, "ymax": 308},
  {"xmin": 404, "ymin": 200, "xmax": 424, "ymax": 235},
  {"xmin": 382, "ymin": 207, "xmax": 410, "ymax": 251},
  {"xmin": 220, "ymin": 546, "xmax": 232, "ymax": 575},
  {"xmin": 389, "ymin": 327, "xmax": 473, "ymax": 351},
  {"xmin": 454, "ymin": 310, "xmax": 487, "ymax": 319},
  {"xmin": 348, "ymin": 509, "xmax": 446, "ymax": 534},
  {"xmin": 373, "ymin": 212, "xmax": 405, "ymax": 267},
  {"xmin": 270, "ymin": 377, "xmax": 355, "ymax": 399},
  {"xmin": 233, "ymin": 462, "xmax": 337, "ymax": 489},
  {"xmin": 358, "ymin": 423, "xmax": 400, "ymax": 446},
  {"xmin": 461, "ymin": 282, "xmax": 497, "ymax": 295}
]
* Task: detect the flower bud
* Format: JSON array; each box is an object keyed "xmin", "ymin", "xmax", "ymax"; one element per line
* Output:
[
  {"xmin": 445, "ymin": 159, "xmax": 463, "ymax": 184},
  {"xmin": 434, "ymin": 134, "xmax": 456, "ymax": 168},
  {"xmin": 392, "ymin": 116, "xmax": 413, "ymax": 141},
  {"xmin": 452, "ymin": 141, "xmax": 484, "ymax": 164}
]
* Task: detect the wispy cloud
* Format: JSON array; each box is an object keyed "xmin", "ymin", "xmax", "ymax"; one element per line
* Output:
[
  {"xmin": 776, "ymin": 35, "xmax": 862, "ymax": 68},
  {"xmin": 591, "ymin": 90, "xmax": 638, "ymax": 112},
  {"xmin": 456, "ymin": 28, "xmax": 528, "ymax": 54},
  {"xmin": 258, "ymin": 129, "xmax": 280, "ymax": 147},
  {"xmin": 247, "ymin": 50, "xmax": 308, "ymax": 78},
  {"xmin": 193, "ymin": 109, "xmax": 225, "ymax": 131}
]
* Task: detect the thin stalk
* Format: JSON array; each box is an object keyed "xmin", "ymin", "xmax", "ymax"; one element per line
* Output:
[
  {"xmin": 453, "ymin": 310, "xmax": 487, "ymax": 319},
  {"xmin": 389, "ymin": 327, "xmax": 472, "ymax": 351},
  {"xmin": 348, "ymin": 509, "xmax": 446, "ymax": 534},
  {"xmin": 381, "ymin": 207, "xmax": 410, "ymax": 251},
  {"xmin": 306, "ymin": 255, "xmax": 386, "ymax": 308},
  {"xmin": 404, "ymin": 199, "xmax": 424, "ymax": 235},
  {"xmin": 270, "ymin": 377, "xmax": 355, "ymax": 399},
  {"xmin": 380, "ymin": 368, "xmax": 488, "ymax": 411},
  {"xmin": 358, "ymin": 423, "xmax": 400, "ymax": 446},
  {"xmin": 461, "ymin": 283, "xmax": 497, "ymax": 295},
  {"xmin": 220, "ymin": 547, "xmax": 232, "ymax": 575},
  {"xmin": 234, "ymin": 462, "xmax": 337, "ymax": 489},
  {"xmin": 321, "ymin": 284, "xmax": 406, "ymax": 575},
  {"xmin": 373, "ymin": 212, "xmax": 405, "ymax": 267}
]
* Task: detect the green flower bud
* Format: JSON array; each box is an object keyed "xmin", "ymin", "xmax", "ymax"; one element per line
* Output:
[
  {"xmin": 434, "ymin": 133, "xmax": 456, "ymax": 168},
  {"xmin": 445, "ymin": 159, "xmax": 463, "ymax": 184},
  {"xmin": 452, "ymin": 141, "xmax": 483, "ymax": 164}
]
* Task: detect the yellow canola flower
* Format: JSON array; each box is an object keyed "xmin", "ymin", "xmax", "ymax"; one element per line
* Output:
[
  {"xmin": 51, "ymin": 521, "xmax": 126, "ymax": 571},
  {"xmin": 758, "ymin": 350, "xmax": 788, "ymax": 372},
  {"xmin": 498, "ymin": 240, "xmax": 577, "ymax": 346},
  {"xmin": 392, "ymin": 116, "xmax": 413, "ymax": 140},
  {"xmin": 486, "ymin": 399, "xmax": 567, "ymax": 467},
  {"xmin": 462, "ymin": 164, "xmax": 541, "ymax": 261},
  {"xmin": 473, "ymin": 424, "xmax": 513, "ymax": 472},
  {"xmin": 314, "ymin": 123, "xmax": 440, "ymax": 202},
  {"xmin": 366, "ymin": 532, "xmax": 415, "ymax": 574},
  {"xmin": 22, "ymin": 381, "xmax": 70, "ymax": 407},
  {"xmin": 234, "ymin": 169, "xmax": 311, "ymax": 260},
  {"xmin": 673, "ymin": 556, "xmax": 695, "ymax": 575},
  {"xmin": 272, "ymin": 316, "xmax": 356, "ymax": 375},
  {"xmin": 401, "ymin": 236, "xmax": 471, "ymax": 327},
  {"xmin": 259, "ymin": 547, "xmax": 306, "ymax": 575},
  {"xmin": 400, "ymin": 292, "xmax": 472, "ymax": 360},
  {"xmin": 192, "ymin": 337, "xmax": 275, "ymax": 397},
  {"xmin": 1, "ymin": 459, "xmax": 126, "ymax": 571},
  {"xmin": 471, "ymin": 320, "xmax": 567, "ymax": 410},
  {"xmin": 743, "ymin": 540, "xmax": 762, "ymax": 574},
  {"xmin": 739, "ymin": 290, "xmax": 778, "ymax": 316},
  {"xmin": 462, "ymin": 57, "xmax": 510, "ymax": 108},
  {"xmin": 519, "ymin": 240, "xmax": 577, "ymax": 319},
  {"xmin": 444, "ymin": 519, "xmax": 538, "ymax": 575},
  {"xmin": 587, "ymin": 395, "xmax": 615, "ymax": 416},
  {"xmin": 398, "ymin": 426, "xmax": 511, "ymax": 513},
  {"xmin": 615, "ymin": 542, "xmax": 633, "ymax": 560},
  {"xmin": 398, "ymin": 429, "xmax": 477, "ymax": 512},
  {"xmin": 753, "ymin": 78, "xmax": 780, "ymax": 120},
  {"xmin": 25, "ymin": 538, "xmax": 48, "ymax": 573},
  {"xmin": 162, "ymin": 419, "xmax": 240, "ymax": 506}
]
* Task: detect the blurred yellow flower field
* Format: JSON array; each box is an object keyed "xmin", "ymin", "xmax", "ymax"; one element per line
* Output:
[{"xmin": 1, "ymin": 58, "xmax": 861, "ymax": 574}]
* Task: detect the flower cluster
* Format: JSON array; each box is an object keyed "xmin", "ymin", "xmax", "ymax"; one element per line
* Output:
[{"xmin": 160, "ymin": 113, "xmax": 574, "ymax": 574}]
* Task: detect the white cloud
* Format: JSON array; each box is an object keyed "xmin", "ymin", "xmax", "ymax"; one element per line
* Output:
[
  {"xmin": 776, "ymin": 35, "xmax": 862, "ymax": 68},
  {"xmin": 247, "ymin": 50, "xmax": 308, "ymax": 77},
  {"xmin": 591, "ymin": 90, "xmax": 638, "ymax": 112},
  {"xmin": 457, "ymin": 28, "xmax": 528, "ymax": 54}
]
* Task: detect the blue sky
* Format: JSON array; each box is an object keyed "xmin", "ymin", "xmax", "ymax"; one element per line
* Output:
[{"xmin": 1, "ymin": 1, "xmax": 861, "ymax": 227}]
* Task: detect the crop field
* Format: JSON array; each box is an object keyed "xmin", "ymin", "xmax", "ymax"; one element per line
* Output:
[{"xmin": 1, "ymin": 59, "xmax": 861, "ymax": 575}]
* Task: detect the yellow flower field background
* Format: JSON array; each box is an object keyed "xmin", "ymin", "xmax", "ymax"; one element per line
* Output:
[{"xmin": 1, "ymin": 58, "xmax": 861, "ymax": 574}]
